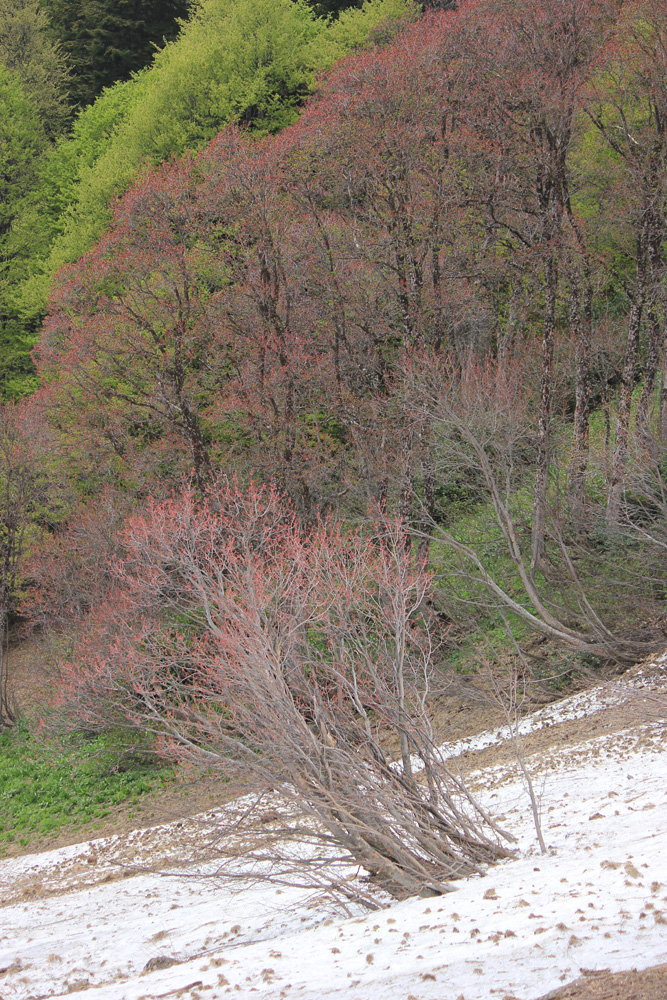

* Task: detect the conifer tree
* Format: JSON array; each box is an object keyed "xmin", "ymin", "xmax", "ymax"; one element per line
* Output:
[
  {"xmin": 42, "ymin": 0, "xmax": 190, "ymax": 106},
  {"xmin": 307, "ymin": 0, "xmax": 363, "ymax": 18}
]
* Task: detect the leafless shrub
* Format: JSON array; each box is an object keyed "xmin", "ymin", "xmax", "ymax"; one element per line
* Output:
[{"xmin": 479, "ymin": 650, "xmax": 547, "ymax": 855}]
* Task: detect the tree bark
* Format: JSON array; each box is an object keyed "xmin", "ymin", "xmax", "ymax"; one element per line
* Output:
[
  {"xmin": 531, "ymin": 255, "xmax": 557, "ymax": 580},
  {"xmin": 417, "ymin": 453, "xmax": 436, "ymax": 564},
  {"xmin": 568, "ymin": 275, "xmax": 593, "ymax": 499},
  {"xmin": 661, "ymin": 325, "xmax": 667, "ymax": 442},
  {"xmin": 607, "ymin": 288, "xmax": 645, "ymax": 524},
  {"xmin": 636, "ymin": 305, "xmax": 662, "ymax": 444},
  {"xmin": 0, "ymin": 611, "xmax": 13, "ymax": 728}
]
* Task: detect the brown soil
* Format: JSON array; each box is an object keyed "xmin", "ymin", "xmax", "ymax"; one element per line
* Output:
[
  {"xmin": 533, "ymin": 961, "xmax": 667, "ymax": 1000},
  {"xmin": 456, "ymin": 689, "xmax": 666, "ymax": 788},
  {"xmin": 4, "ymin": 637, "xmax": 56, "ymax": 716}
]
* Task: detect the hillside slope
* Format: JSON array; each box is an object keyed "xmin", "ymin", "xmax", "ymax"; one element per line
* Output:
[{"xmin": 1, "ymin": 653, "xmax": 665, "ymax": 1000}]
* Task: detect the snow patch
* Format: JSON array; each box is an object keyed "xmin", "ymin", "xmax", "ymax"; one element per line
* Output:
[{"xmin": 1, "ymin": 657, "xmax": 666, "ymax": 1000}]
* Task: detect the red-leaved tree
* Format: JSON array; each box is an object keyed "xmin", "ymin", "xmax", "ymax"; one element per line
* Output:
[{"xmin": 51, "ymin": 479, "xmax": 513, "ymax": 900}]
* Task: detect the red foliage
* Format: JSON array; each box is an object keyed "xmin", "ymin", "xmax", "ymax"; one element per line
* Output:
[
  {"xmin": 29, "ymin": 0, "xmax": 667, "ymax": 642},
  {"xmin": 54, "ymin": 479, "xmax": 432, "ymax": 744},
  {"xmin": 51, "ymin": 478, "xmax": 516, "ymax": 899},
  {"xmin": 23, "ymin": 487, "xmax": 135, "ymax": 631},
  {"xmin": 33, "ymin": 10, "xmax": 489, "ymax": 512}
]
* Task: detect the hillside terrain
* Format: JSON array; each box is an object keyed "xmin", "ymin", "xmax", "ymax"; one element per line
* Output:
[
  {"xmin": 1, "ymin": 653, "xmax": 665, "ymax": 999},
  {"xmin": 1, "ymin": 1, "xmax": 667, "ymax": 997}
]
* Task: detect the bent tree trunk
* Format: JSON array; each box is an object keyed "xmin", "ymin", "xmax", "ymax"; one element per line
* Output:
[
  {"xmin": 636, "ymin": 305, "xmax": 663, "ymax": 443},
  {"xmin": 662, "ymin": 324, "xmax": 667, "ymax": 441},
  {"xmin": 0, "ymin": 607, "xmax": 14, "ymax": 728},
  {"xmin": 568, "ymin": 275, "xmax": 593, "ymax": 499}
]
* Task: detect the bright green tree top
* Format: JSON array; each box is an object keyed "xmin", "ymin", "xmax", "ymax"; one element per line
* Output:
[{"xmin": 18, "ymin": 0, "xmax": 415, "ymax": 323}]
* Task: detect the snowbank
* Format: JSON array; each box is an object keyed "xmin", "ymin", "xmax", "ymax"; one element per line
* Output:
[{"xmin": 1, "ymin": 662, "xmax": 665, "ymax": 1000}]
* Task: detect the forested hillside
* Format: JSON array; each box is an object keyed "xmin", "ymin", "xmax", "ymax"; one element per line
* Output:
[
  {"xmin": 1, "ymin": 0, "xmax": 666, "ymax": 907},
  {"xmin": 0, "ymin": 0, "xmax": 414, "ymax": 399}
]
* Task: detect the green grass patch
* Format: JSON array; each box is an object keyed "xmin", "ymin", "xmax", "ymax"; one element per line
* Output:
[{"xmin": 0, "ymin": 723, "xmax": 174, "ymax": 851}]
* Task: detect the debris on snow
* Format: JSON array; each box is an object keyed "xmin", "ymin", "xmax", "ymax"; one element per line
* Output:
[{"xmin": 1, "ymin": 655, "xmax": 665, "ymax": 1000}]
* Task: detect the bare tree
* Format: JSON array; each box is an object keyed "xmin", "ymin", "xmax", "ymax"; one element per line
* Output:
[
  {"xmin": 400, "ymin": 349, "xmax": 665, "ymax": 663},
  {"xmin": 481, "ymin": 649, "xmax": 547, "ymax": 855}
]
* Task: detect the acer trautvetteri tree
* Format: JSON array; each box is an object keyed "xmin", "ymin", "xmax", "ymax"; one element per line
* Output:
[
  {"xmin": 38, "ymin": 158, "xmax": 217, "ymax": 490},
  {"xmin": 52, "ymin": 480, "xmax": 513, "ymax": 899},
  {"xmin": 407, "ymin": 348, "xmax": 663, "ymax": 662},
  {"xmin": 38, "ymin": 18, "xmax": 471, "ymax": 512}
]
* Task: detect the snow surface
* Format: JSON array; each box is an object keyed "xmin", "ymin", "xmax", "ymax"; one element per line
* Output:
[
  {"xmin": 1, "ymin": 660, "xmax": 666, "ymax": 1000},
  {"xmin": 431, "ymin": 652, "xmax": 666, "ymax": 763}
]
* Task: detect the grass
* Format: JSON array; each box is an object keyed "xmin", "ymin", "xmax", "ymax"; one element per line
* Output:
[{"xmin": 0, "ymin": 722, "xmax": 174, "ymax": 851}]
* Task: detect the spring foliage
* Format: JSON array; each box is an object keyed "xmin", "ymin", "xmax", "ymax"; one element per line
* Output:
[
  {"xmin": 34, "ymin": 0, "xmax": 667, "ymax": 653},
  {"xmin": 16, "ymin": 0, "xmax": 416, "ymax": 331}
]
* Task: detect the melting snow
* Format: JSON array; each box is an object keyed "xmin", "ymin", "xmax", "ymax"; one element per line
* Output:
[{"xmin": 1, "ymin": 658, "xmax": 665, "ymax": 999}]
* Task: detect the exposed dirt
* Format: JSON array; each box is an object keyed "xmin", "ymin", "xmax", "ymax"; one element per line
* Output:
[
  {"xmin": 460, "ymin": 689, "xmax": 665, "ymax": 785},
  {"xmin": 533, "ymin": 961, "xmax": 667, "ymax": 1000},
  {"xmin": 4, "ymin": 637, "xmax": 56, "ymax": 716}
]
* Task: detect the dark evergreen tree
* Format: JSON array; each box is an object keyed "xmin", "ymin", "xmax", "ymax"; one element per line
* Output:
[
  {"xmin": 306, "ymin": 0, "xmax": 363, "ymax": 18},
  {"xmin": 43, "ymin": 0, "xmax": 190, "ymax": 107},
  {"xmin": 304, "ymin": 0, "xmax": 452, "ymax": 22}
]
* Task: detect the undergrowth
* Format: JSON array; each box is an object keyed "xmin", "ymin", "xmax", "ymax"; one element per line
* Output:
[{"xmin": 0, "ymin": 723, "xmax": 174, "ymax": 852}]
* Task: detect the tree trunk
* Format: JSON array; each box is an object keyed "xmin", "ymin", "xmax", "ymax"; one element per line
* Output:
[
  {"xmin": 417, "ymin": 453, "xmax": 436, "ymax": 564},
  {"xmin": 636, "ymin": 306, "xmax": 662, "ymax": 444},
  {"xmin": 0, "ymin": 610, "xmax": 14, "ymax": 728},
  {"xmin": 568, "ymin": 276, "xmax": 593, "ymax": 499},
  {"xmin": 661, "ymin": 325, "xmax": 667, "ymax": 442},
  {"xmin": 607, "ymin": 296, "xmax": 644, "ymax": 524},
  {"xmin": 398, "ymin": 468, "xmax": 415, "ymax": 551},
  {"xmin": 531, "ymin": 256, "xmax": 556, "ymax": 580},
  {"xmin": 180, "ymin": 398, "xmax": 212, "ymax": 491},
  {"xmin": 498, "ymin": 281, "xmax": 522, "ymax": 367}
]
